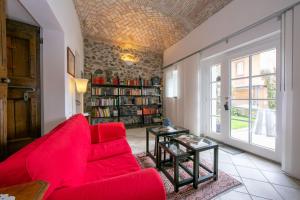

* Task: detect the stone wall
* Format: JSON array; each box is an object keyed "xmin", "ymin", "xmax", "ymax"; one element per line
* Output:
[{"xmin": 83, "ymin": 37, "xmax": 163, "ymax": 112}]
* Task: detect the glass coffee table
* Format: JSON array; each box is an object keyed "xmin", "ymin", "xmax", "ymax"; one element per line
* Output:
[
  {"xmin": 158, "ymin": 134, "xmax": 218, "ymax": 192},
  {"xmin": 146, "ymin": 126, "xmax": 189, "ymax": 167}
]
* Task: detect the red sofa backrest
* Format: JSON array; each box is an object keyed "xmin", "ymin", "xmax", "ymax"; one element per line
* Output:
[{"xmin": 0, "ymin": 114, "xmax": 91, "ymax": 198}]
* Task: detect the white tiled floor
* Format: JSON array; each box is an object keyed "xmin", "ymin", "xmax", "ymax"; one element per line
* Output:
[{"xmin": 127, "ymin": 128, "xmax": 300, "ymax": 200}]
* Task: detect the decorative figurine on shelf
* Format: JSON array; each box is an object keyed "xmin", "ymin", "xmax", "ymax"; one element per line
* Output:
[{"xmin": 163, "ymin": 118, "xmax": 172, "ymax": 127}]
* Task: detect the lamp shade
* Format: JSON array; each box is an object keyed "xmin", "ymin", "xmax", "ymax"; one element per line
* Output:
[{"xmin": 75, "ymin": 78, "xmax": 88, "ymax": 93}]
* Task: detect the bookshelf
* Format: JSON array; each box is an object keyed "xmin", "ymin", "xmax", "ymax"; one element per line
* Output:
[{"xmin": 89, "ymin": 75, "xmax": 163, "ymax": 128}]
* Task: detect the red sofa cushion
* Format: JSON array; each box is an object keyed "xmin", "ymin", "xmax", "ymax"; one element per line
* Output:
[
  {"xmin": 0, "ymin": 119, "xmax": 69, "ymax": 188},
  {"xmin": 26, "ymin": 114, "xmax": 91, "ymax": 198},
  {"xmin": 84, "ymin": 153, "xmax": 140, "ymax": 183},
  {"xmin": 48, "ymin": 168, "xmax": 166, "ymax": 200},
  {"xmin": 90, "ymin": 122, "xmax": 126, "ymax": 143},
  {"xmin": 88, "ymin": 138, "xmax": 131, "ymax": 161}
]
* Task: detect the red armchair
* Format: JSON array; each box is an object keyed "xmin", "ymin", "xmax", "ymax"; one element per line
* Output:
[{"xmin": 0, "ymin": 114, "xmax": 166, "ymax": 200}]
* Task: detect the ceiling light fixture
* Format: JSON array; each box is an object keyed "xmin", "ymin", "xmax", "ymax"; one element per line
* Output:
[{"xmin": 120, "ymin": 52, "xmax": 139, "ymax": 66}]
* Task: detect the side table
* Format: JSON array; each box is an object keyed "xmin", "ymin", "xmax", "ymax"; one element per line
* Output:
[{"xmin": 0, "ymin": 181, "xmax": 49, "ymax": 200}]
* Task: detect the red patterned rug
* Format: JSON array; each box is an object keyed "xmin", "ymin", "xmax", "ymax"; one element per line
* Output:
[{"xmin": 135, "ymin": 152, "xmax": 241, "ymax": 200}]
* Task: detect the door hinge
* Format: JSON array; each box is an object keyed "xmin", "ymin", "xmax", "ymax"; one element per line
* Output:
[{"xmin": 39, "ymin": 38, "xmax": 43, "ymax": 44}]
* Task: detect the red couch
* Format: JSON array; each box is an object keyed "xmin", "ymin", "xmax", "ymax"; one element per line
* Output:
[{"xmin": 0, "ymin": 114, "xmax": 166, "ymax": 200}]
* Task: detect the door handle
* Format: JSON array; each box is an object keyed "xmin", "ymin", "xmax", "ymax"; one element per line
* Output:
[
  {"xmin": 0, "ymin": 77, "xmax": 11, "ymax": 84},
  {"xmin": 224, "ymin": 101, "xmax": 229, "ymax": 111}
]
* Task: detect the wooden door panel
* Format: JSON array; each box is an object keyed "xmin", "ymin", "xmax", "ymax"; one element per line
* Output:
[
  {"xmin": 5, "ymin": 19, "xmax": 40, "ymax": 155},
  {"xmin": 0, "ymin": 0, "xmax": 6, "ymax": 78},
  {"xmin": 7, "ymin": 100, "xmax": 15, "ymax": 139},
  {"xmin": 0, "ymin": 84, "xmax": 7, "ymax": 157},
  {"xmin": 14, "ymin": 100, "xmax": 30, "ymax": 138},
  {"xmin": 12, "ymin": 37, "xmax": 30, "ymax": 77},
  {"xmin": 0, "ymin": 0, "xmax": 7, "ymax": 158}
]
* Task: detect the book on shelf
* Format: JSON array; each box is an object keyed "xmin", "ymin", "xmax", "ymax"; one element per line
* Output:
[
  {"xmin": 143, "ymin": 107, "xmax": 160, "ymax": 115},
  {"xmin": 142, "ymin": 88, "xmax": 159, "ymax": 95},
  {"xmin": 92, "ymin": 107, "xmax": 118, "ymax": 118},
  {"xmin": 142, "ymin": 97, "xmax": 160, "ymax": 105},
  {"xmin": 91, "ymin": 98, "xmax": 118, "ymax": 106},
  {"xmin": 119, "ymin": 88, "xmax": 141, "ymax": 96},
  {"xmin": 92, "ymin": 87, "xmax": 118, "ymax": 96},
  {"xmin": 119, "ymin": 96, "xmax": 143, "ymax": 105}
]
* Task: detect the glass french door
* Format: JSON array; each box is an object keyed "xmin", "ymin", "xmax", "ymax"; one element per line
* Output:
[
  {"xmin": 209, "ymin": 64, "xmax": 221, "ymax": 133},
  {"xmin": 230, "ymin": 48, "xmax": 277, "ymax": 150}
]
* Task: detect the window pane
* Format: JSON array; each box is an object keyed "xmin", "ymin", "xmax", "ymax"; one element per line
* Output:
[
  {"xmin": 211, "ymin": 99, "xmax": 221, "ymax": 116},
  {"xmin": 211, "ymin": 82, "xmax": 221, "ymax": 98},
  {"xmin": 231, "ymin": 100, "xmax": 249, "ymax": 142},
  {"xmin": 252, "ymin": 75, "xmax": 276, "ymax": 99},
  {"xmin": 211, "ymin": 116, "xmax": 221, "ymax": 133},
  {"xmin": 232, "ymin": 78, "xmax": 249, "ymax": 99},
  {"xmin": 211, "ymin": 64, "xmax": 221, "ymax": 82},
  {"xmin": 231, "ymin": 57, "xmax": 249, "ymax": 78},
  {"xmin": 252, "ymin": 49, "xmax": 276, "ymax": 76},
  {"xmin": 165, "ymin": 69, "xmax": 178, "ymax": 98},
  {"xmin": 251, "ymin": 100, "xmax": 276, "ymax": 149}
]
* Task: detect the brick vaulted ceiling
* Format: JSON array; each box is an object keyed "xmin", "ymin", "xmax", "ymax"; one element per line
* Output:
[{"xmin": 73, "ymin": 0, "xmax": 232, "ymax": 53}]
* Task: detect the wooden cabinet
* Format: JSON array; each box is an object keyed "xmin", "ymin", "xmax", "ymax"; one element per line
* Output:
[{"xmin": 0, "ymin": 0, "xmax": 7, "ymax": 159}]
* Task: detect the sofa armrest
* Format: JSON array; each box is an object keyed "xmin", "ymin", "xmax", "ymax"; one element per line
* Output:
[
  {"xmin": 48, "ymin": 168, "xmax": 166, "ymax": 200},
  {"xmin": 90, "ymin": 122, "xmax": 126, "ymax": 144}
]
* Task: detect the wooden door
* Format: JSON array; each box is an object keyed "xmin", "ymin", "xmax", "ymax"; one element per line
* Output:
[
  {"xmin": 6, "ymin": 19, "xmax": 40, "ymax": 155},
  {"xmin": 0, "ymin": 0, "xmax": 7, "ymax": 159}
]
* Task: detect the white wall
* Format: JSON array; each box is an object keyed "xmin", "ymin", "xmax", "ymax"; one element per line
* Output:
[
  {"xmin": 164, "ymin": 0, "xmax": 300, "ymax": 66},
  {"xmin": 5, "ymin": 0, "xmax": 38, "ymax": 26},
  {"xmin": 20, "ymin": 0, "xmax": 84, "ymax": 133},
  {"xmin": 46, "ymin": 0, "xmax": 84, "ymax": 118}
]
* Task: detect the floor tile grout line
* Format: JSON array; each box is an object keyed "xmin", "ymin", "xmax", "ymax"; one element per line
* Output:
[
  {"xmin": 248, "ymin": 155, "xmax": 286, "ymax": 200},
  {"xmin": 231, "ymin": 159, "xmax": 255, "ymax": 200}
]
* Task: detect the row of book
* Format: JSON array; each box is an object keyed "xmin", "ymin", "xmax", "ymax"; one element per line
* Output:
[
  {"xmin": 90, "ymin": 98, "xmax": 118, "ymax": 106},
  {"xmin": 119, "ymin": 97, "xmax": 142, "ymax": 105},
  {"xmin": 92, "ymin": 88, "xmax": 118, "ymax": 96},
  {"xmin": 143, "ymin": 97, "xmax": 160, "ymax": 105},
  {"xmin": 142, "ymin": 88, "xmax": 160, "ymax": 96},
  {"xmin": 119, "ymin": 88, "xmax": 141, "ymax": 96},
  {"xmin": 143, "ymin": 108, "xmax": 161, "ymax": 115},
  {"xmin": 92, "ymin": 107, "xmax": 118, "ymax": 118}
]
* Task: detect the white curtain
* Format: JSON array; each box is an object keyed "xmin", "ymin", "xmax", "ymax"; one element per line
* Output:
[
  {"xmin": 164, "ymin": 65, "xmax": 178, "ymax": 125},
  {"xmin": 163, "ymin": 54, "xmax": 201, "ymax": 135},
  {"xmin": 281, "ymin": 6, "xmax": 300, "ymax": 179}
]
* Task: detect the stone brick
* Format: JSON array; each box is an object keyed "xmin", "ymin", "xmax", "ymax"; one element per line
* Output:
[{"xmin": 73, "ymin": 0, "xmax": 232, "ymax": 52}]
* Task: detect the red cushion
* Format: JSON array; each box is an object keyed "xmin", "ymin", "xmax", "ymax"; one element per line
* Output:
[
  {"xmin": 84, "ymin": 153, "xmax": 140, "ymax": 183},
  {"xmin": 48, "ymin": 169, "xmax": 166, "ymax": 200},
  {"xmin": 90, "ymin": 122, "xmax": 126, "ymax": 143},
  {"xmin": 0, "ymin": 133, "xmax": 51, "ymax": 187},
  {"xmin": 88, "ymin": 138, "xmax": 131, "ymax": 161},
  {"xmin": 0, "ymin": 119, "xmax": 69, "ymax": 188},
  {"xmin": 26, "ymin": 114, "xmax": 91, "ymax": 198}
]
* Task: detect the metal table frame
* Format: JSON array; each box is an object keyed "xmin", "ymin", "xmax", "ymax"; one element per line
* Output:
[
  {"xmin": 157, "ymin": 137, "xmax": 218, "ymax": 192},
  {"xmin": 173, "ymin": 137, "xmax": 219, "ymax": 189},
  {"xmin": 146, "ymin": 126, "xmax": 189, "ymax": 167}
]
